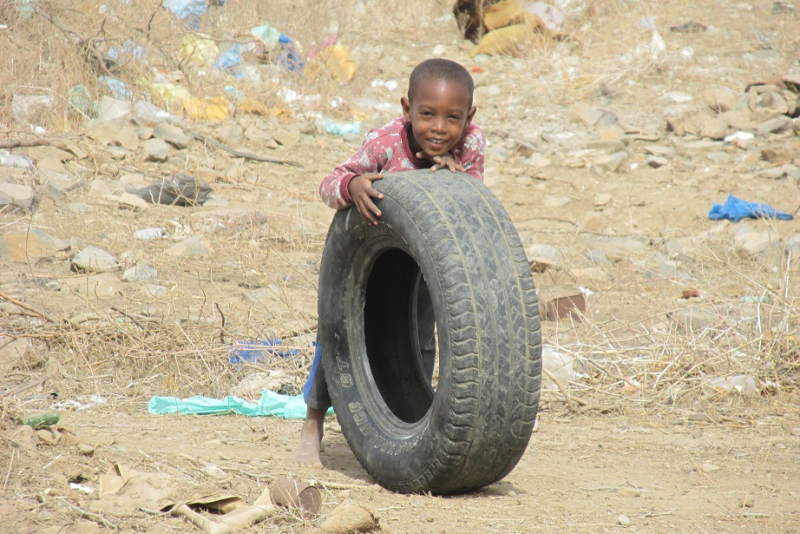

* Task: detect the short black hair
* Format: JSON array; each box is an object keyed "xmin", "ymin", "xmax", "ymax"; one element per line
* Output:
[{"xmin": 408, "ymin": 58, "xmax": 475, "ymax": 108}]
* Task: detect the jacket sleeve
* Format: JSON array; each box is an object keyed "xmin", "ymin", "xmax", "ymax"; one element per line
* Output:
[
  {"xmin": 319, "ymin": 132, "xmax": 384, "ymax": 210},
  {"xmin": 456, "ymin": 127, "xmax": 486, "ymax": 183}
]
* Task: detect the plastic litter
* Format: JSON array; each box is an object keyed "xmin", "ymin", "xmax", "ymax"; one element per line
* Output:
[
  {"xmin": 148, "ymin": 82, "xmax": 193, "ymax": 104},
  {"xmin": 180, "ymin": 33, "xmax": 219, "ymax": 66},
  {"xmin": 134, "ymin": 228, "xmax": 164, "ymax": 240},
  {"xmin": 229, "ymin": 338, "xmax": 301, "ymax": 364},
  {"xmin": 214, "ymin": 44, "xmax": 243, "ymax": 78},
  {"xmin": 249, "ymin": 23, "xmax": 304, "ymax": 72},
  {"xmin": 163, "ymin": 0, "xmax": 207, "ymax": 28},
  {"xmin": 704, "ymin": 375, "xmax": 758, "ymax": 396},
  {"xmin": 133, "ymin": 100, "xmax": 179, "ymax": 123},
  {"xmin": 542, "ymin": 344, "xmax": 578, "ymax": 389},
  {"xmin": 640, "ymin": 16, "xmax": 656, "ymax": 30},
  {"xmin": 471, "ymin": 24, "xmax": 534, "ymax": 57},
  {"xmin": 182, "ymin": 96, "xmax": 229, "ymax": 121},
  {"xmin": 11, "ymin": 94, "xmax": 52, "ymax": 123},
  {"xmin": 709, "ymin": 195, "xmax": 793, "ymax": 222},
  {"xmin": 147, "ymin": 389, "xmax": 333, "ymax": 419},
  {"xmin": 669, "ymin": 21, "xmax": 707, "ymax": 33},
  {"xmin": 319, "ymin": 43, "xmax": 356, "ymax": 83},
  {"xmin": 724, "ymin": 131, "xmax": 755, "ymax": 143},
  {"xmin": 679, "ymin": 46, "xmax": 694, "ymax": 61},
  {"xmin": 107, "ymin": 40, "xmax": 146, "ymax": 63},
  {"xmin": 69, "ymin": 85, "xmax": 98, "ymax": 118},
  {"xmin": 0, "ymin": 154, "xmax": 34, "ymax": 169},
  {"xmin": 320, "ymin": 116, "xmax": 361, "ymax": 136},
  {"xmin": 19, "ymin": 411, "xmax": 60, "ymax": 429},
  {"xmin": 99, "ymin": 76, "xmax": 131, "ymax": 100}
]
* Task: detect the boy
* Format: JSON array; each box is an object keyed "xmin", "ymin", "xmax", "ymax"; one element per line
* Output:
[{"xmin": 294, "ymin": 58, "xmax": 486, "ymax": 467}]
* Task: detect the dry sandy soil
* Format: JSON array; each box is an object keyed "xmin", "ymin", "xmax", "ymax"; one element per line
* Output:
[{"xmin": 1, "ymin": 0, "xmax": 800, "ymax": 532}]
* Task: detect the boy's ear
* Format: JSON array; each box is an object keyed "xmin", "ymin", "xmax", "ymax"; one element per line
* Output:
[
  {"xmin": 466, "ymin": 105, "xmax": 477, "ymax": 125},
  {"xmin": 401, "ymin": 96, "xmax": 412, "ymax": 120}
]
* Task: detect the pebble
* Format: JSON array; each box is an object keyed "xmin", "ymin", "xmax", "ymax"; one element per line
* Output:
[
  {"xmin": 72, "ymin": 246, "xmax": 119, "ymax": 272},
  {"xmin": 648, "ymin": 156, "xmax": 669, "ymax": 168},
  {"xmin": 166, "ymin": 235, "xmax": 213, "ymax": 258},
  {"xmin": 0, "ymin": 183, "xmax": 37, "ymax": 211},
  {"xmin": 153, "ymin": 123, "xmax": 190, "ymax": 149},
  {"xmin": 617, "ymin": 514, "xmax": 632, "ymax": 527},
  {"xmin": 143, "ymin": 138, "xmax": 170, "ymax": 162},
  {"xmin": 122, "ymin": 264, "xmax": 158, "ymax": 283}
]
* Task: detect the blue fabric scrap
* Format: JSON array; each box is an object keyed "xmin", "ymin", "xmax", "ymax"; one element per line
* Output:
[{"xmin": 709, "ymin": 195, "xmax": 793, "ymax": 222}]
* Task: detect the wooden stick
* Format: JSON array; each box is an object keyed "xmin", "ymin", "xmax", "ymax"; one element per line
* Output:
[
  {"xmin": 186, "ymin": 130, "xmax": 303, "ymax": 167},
  {"xmin": 0, "ymin": 291, "xmax": 59, "ymax": 324}
]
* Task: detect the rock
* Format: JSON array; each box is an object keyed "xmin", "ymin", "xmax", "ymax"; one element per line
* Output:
[
  {"xmin": 153, "ymin": 123, "xmax": 190, "ymax": 149},
  {"xmin": 98, "ymin": 96, "xmax": 132, "ymax": 121},
  {"xmin": 273, "ymin": 129, "xmax": 300, "ymax": 147},
  {"xmin": 737, "ymin": 230, "xmax": 781, "ymax": 258},
  {"xmin": 216, "ymin": 124, "xmax": 243, "ymax": 145},
  {"xmin": 514, "ymin": 141, "xmax": 536, "ymax": 158},
  {"xmin": 62, "ymin": 202, "xmax": 93, "ymax": 214},
  {"xmin": 72, "ymin": 246, "xmax": 119, "ymax": 272},
  {"xmin": 703, "ymin": 87, "xmax": 739, "ymax": 113},
  {"xmin": 758, "ymin": 116, "xmax": 792, "ymax": 136},
  {"xmin": 758, "ymin": 168, "xmax": 785, "ymax": 179},
  {"xmin": 700, "ymin": 117, "xmax": 729, "ymax": 140},
  {"xmin": 143, "ymin": 139, "xmax": 170, "ymax": 162},
  {"xmin": 593, "ymin": 193, "xmax": 612, "ymax": 206},
  {"xmin": 115, "ymin": 126, "xmax": 140, "ymax": 151},
  {"xmin": 42, "ymin": 173, "xmax": 82, "ymax": 201},
  {"xmin": 761, "ymin": 145, "xmax": 795, "ymax": 164},
  {"xmin": 77, "ymin": 443, "xmax": 96, "ymax": 456},
  {"xmin": 166, "ymin": 235, "xmax": 213, "ymax": 258},
  {"xmin": 526, "ymin": 153, "xmax": 551, "ymax": 167},
  {"xmin": 107, "ymin": 147, "xmax": 128, "ymax": 160},
  {"xmin": 707, "ymin": 151, "xmax": 730, "ymax": 162},
  {"xmin": 136, "ymin": 127, "xmax": 154, "ymax": 140},
  {"xmin": 121, "ymin": 264, "xmax": 158, "ymax": 283},
  {"xmin": 36, "ymin": 429, "xmax": 61, "ymax": 446},
  {"xmin": 525, "ymin": 244, "xmax": 562, "ymax": 265},
  {"xmin": 244, "ymin": 125, "xmax": 276, "ymax": 145},
  {"xmin": 617, "ymin": 487, "xmax": 642, "ymax": 498},
  {"xmin": 667, "ymin": 308, "xmax": 716, "ymax": 332},
  {"xmin": 573, "ymin": 104, "xmax": 605, "ymax": 127},
  {"xmin": 578, "ymin": 212, "xmax": 612, "ymax": 234},
  {"xmin": 10, "ymin": 425, "xmax": 38, "ymax": 451},
  {"xmin": 592, "ymin": 151, "xmax": 628, "ymax": 172},
  {"xmin": 617, "ymin": 514, "xmax": 632, "ymax": 527},
  {"xmin": 648, "ymin": 156, "xmax": 669, "ymax": 168},
  {"xmin": 0, "ymin": 229, "xmax": 69, "ymax": 263},
  {"xmin": 718, "ymin": 107, "xmax": 754, "ymax": 130},
  {"xmin": 643, "ymin": 145, "xmax": 675, "ymax": 158},
  {"xmin": 27, "ymin": 146, "xmax": 74, "ymax": 163},
  {"xmin": 140, "ymin": 284, "xmax": 167, "ymax": 298},
  {"xmin": 0, "ymin": 338, "xmax": 43, "ymax": 370},
  {"xmin": 319, "ymin": 500, "xmax": 379, "ymax": 533},
  {"xmin": 88, "ymin": 179, "xmax": 111, "ymax": 198},
  {"xmin": 0, "ymin": 183, "xmax": 37, "ymax": 211},
  {"xmin": 117, "ymin": 192, "xmax": 150, "ymax": 209},
  {"xmin": 701, "ymin": 462, "xmax": 721, "ymax": 473},
  {"xmin": 785, "ymin": 234, "xmax": 800, "ymax": 257}
]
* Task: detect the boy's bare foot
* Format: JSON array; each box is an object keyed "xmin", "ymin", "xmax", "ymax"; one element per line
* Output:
[{"xmin": 293, "ymin": 407, "xmax": 326, "ymax": 468}]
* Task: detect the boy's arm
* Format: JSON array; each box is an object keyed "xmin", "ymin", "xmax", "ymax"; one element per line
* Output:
[
  {"xmin": 455, "ymin": 127, "xmax": 487, "ymax": 182},
  {"xmin": 319, "ymin": 134, "xmax": 385, "ymax": 210}
]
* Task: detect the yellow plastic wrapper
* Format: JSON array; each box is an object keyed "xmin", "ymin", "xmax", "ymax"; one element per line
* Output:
[
  {"xmin": 180, "ymin": 34, "xmax": 219, "ymax": 66},
  {"xmin": 319, "ymin": 44, "xmax": 356, "ymax": 83},
  {"xmin": 470, "ymin": 24, "xmax": 535, "ymax": 57},
  {"xmin": 148, "ymin": 82, "xmax": 193, "ymax": 103},
  {"xmin": 183, "ymin": 97, "xmax": 229, "ymax": 121}
]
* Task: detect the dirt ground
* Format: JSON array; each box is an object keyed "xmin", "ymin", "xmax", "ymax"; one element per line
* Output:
[{"xmin": 1, "ymin": 0, "xmax": 800, "ymax": 532}]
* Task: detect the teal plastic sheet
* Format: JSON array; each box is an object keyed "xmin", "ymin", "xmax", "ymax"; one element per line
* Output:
[{"xmin": 147, "ymin": 390, "xmax": 332, "ymax": 419}]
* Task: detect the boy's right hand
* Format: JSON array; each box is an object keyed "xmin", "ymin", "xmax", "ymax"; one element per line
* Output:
[{"xmin": 348, "ymin": 173, "xmax": 385, "ymax": 225}]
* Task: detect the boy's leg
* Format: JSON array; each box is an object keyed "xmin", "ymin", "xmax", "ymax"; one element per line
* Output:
[{"xmin": 294, "ymin": 342, "xmax": 331, "ymax": 467}]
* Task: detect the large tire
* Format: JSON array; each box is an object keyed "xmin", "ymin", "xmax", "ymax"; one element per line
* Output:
[{"xmin": 319, "ymin": 170, "xmax": 542, "ymax": 495}]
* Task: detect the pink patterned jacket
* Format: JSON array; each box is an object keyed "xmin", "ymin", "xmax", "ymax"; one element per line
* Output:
[{"xmin": 319, "ymin": 117, "xmax": 486, "ymax": 210}]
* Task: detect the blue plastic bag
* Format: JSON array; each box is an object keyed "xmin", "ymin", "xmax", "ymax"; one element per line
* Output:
[
  {"xmin": 709, "ymin": 195, "xmax": 793, "ymax": 222},
  {"xmin": 228, "ymin": 338, "xmax": 301, "ymax": 364},
  {"xmin": 147, "ymin": 389, "xmax": 332, "ymax": 419},
  {"xmin": 163, "ymin": 0, "xmax": 207, "ymax": 28}
]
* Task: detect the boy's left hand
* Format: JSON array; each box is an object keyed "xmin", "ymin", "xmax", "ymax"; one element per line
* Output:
[{"xmin": 416, "ymin": 152, "xmax": 465, "ymax": 173}]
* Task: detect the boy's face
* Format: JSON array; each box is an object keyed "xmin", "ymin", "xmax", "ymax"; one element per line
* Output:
[{"xmin": 401, "ymin": 79, "xmax": 476, "ymax": 160}]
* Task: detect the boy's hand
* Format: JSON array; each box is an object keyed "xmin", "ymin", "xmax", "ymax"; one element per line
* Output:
[
  {"xmin": 348, "ymin": 173, "xmax": 384, "ymax": 225},
  {"xmin": 416, "ymin": 151, "xmax": 465, "ymax": 173}
]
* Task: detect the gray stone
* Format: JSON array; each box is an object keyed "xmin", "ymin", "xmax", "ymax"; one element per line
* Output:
[
  {"xmin": 273, "ymin": 130, "xmax": 300, "ymax": 147},
  {"xmin": 153, "ymin": 123, "xmax": 190, "ymax": 149},
  {"xmin": 588, "ymin": 249, "xmax": 611, "ymax": 266},
  {"xmin": 667, "ymin": 307, "xmax": 717, "ymax": 332},
  {"xmin": 648, "ymin": 156, "xmax": 669, "ymax": 168},
  {"xmin": 643, "ymin": 145, "xmax": 675, "ymax": 158},
  {"xmin": 719, "ymin": 107, "xmax": 754, "ymax": 130},
  {"xmin": 758, "ymin": 116, "xmax": 793, "ymax": 136},
  {"xmin": 244, "ymin": 125, "xmax": 275, "ymax": 144},
  {"xmin": 592, "ymin": 151, "xmax": 628, "ymax": 172},
  {"xmin": 115, "ymin": 126, "xmax": 140, "ymax": 151},
  {"xmin": 143, "ymin": 139, "xmax": 170, "ymax": 162},
  {"xmin": 573, "ymin": 104, "xmax": 605, "ymax": 127},
  {"xmin": 0, "ymin": 183, "xmax": 37, "ymax": 211},
  {"xmin": 166, "ymin": 235, "xmax": 213, "ymax": 258},
  {"xmin": 140, "ymin": 284, "xmax": 167, "ymax": 298},
  {"xmin": 62, "ymin": 202, "xmax": 93, "ymax": 214},
  {"xmin": 514, "ymin": 141, "xmax": 536, "ymax": 158},
  {"xmin": 785, "ymin": 234, "xmax": 800, "ymax": 257},
  {"xmin": 758, "ymin": 168, "xmax": 785, "ymax": 179},
  {"xmin": 703, "ymin": 87, "xmax": 739, "ymax": 113},
  {"xmin": 0, "ymin": 229, "xmax": 69, "ymax": 263},
  {"xmin": 72, "ymin": 245, "xmax": 119, "ymax": 272},
  {"xmin": 216, "ymin": 124, "xmax": 244, "ymax": 145},
  {"xmin": 701, "ymin": 117, "xmax": 729, "ymax": 140},
  {"xmin": 42, "ymin": 173, "xmax": 82, "ymax": 201},
  {"xmin": 122, "ymin": 263, "xmax": 158, "ymax": 283},
  {"xmin": 27, "ymin": 146, "xmax": 74, "ymax": 163},
  {"xmin": 108, "ymin": 146, "xmax": 128, "ymax": 160},
  {"xmin": 736, "ymin": 229, "xmax": 781, "ymax": 258},
  {"xmin": 88, "ymin": 179, "xmax": 111, "ymax": 198},
  {"xmin": 525, "ymin": 244, "xmax": 562, "ymax": 264}
]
